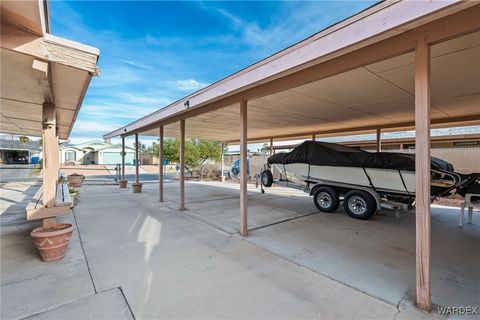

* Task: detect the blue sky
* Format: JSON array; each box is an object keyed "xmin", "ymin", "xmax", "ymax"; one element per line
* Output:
[{"xmin": 50, "ymin": 0, "xmax": 378, "ymax": 146}]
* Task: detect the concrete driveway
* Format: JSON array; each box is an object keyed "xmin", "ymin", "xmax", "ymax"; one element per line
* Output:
[
  {"xmin": 1, "ymin": 181, "xmax": 477, "ymax": 319},
  {"xmin": 0, "ymin": 164, "xmax": 41, "ymax": 184}
]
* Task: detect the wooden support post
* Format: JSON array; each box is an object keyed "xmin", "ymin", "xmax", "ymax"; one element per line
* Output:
[
  {"xmin": 159, "ymin": 126, "xmax": 164, "ymax": 202},
  {"xmin": 240, "ymin": 100, "xmax": 248, "ymax": 237},
  {"xmin": 121, "ymin": 136, "xmax": 125, "ymax": 180},
  {"xmin": 376, "ymin": 128, "xmax": 382, "ymax": 152},
  {"xmin": 269, "ymin": 138, "xmax": 274, "ymax": 156},
  {"xmin": 312, "ymin": 134, "xmax": 316, "ymax": 141},
  {"xmin": 135, "ymin": 133, "xmax": 139, "ymax": 184},
  {"xmin": 42, "ymin": 103, "xmax": 58, "ymax": 209},
  {"xmin": 220, "ymin": 143, "xmax": 225, "ymax": 182},
  {"xmin": 179, "ymin": 119, "xmax": 185, "ymax": 210},
  {"xmin": 43, "ymin": 217, "xmax": 56, "ymax": 227},
  {"xmin": 415, "ymin": 37, "xmax": 432, "ymax": 312}
]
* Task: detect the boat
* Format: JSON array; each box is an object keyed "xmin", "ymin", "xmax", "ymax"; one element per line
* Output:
[{"xmin": 260, "ymin": 141, "xmax": 479, "ymax": 220}]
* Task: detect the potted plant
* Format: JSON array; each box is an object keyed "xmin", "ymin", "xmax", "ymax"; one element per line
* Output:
[
  {"xmin": 67, "ymin": 173, "xmax": 85, "ymax": 187},
  {"xmin": 31, "ymin": 223, "xmax": 75, "ymax": 262},
  {"xmin": 119, "ymin": 180, "xmax": 128, "ymax": 188},
  {"xmin": 132, "ymin": 182, "xmax": 143, "ymax": 193}
]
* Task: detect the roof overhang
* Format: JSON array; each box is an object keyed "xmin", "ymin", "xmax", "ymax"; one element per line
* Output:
[
  {"xmin": 104, "ymin": 1, "xmax": 480, "ymax": 142},
  {"xmin": 0, "ymin": 0, "xmax": 49, "ymax": 36},
  {"xmin": 0, "ymin": 0, "xmax": 99, "ymax": 140}
]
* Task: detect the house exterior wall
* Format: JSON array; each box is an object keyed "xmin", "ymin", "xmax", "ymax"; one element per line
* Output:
[
  {"xmin": 59, "ymin": 148, "xmax": 84, "ymax": 164},
  {"xmin": 98, "ymin": 147, "xmax": 134, "ymax": 165},
  {"xmin": 139, "ymin": 153, "xmax": 158, "ymax": 165},
  {"xmin": 59, "ymin": 141, "xmax": 135, "ymax": 165}
]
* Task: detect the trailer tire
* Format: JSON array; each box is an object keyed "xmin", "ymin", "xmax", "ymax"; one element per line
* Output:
[
  {"xmin": 343, "ymin": 190, "xmax": 376, "ymax": 220},
  {"xmin": 313, "ymin": 187, "xmax": 340, "ymax": 213},
  {"xmin": 261, "ymin": 170, "xmax": 274, "ymax": 187}
]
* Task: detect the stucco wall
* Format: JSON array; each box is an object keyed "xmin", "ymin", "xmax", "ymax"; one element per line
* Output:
[{"xmin": 59, "ymin": 148, "xmax": 84, "ymax": 164}]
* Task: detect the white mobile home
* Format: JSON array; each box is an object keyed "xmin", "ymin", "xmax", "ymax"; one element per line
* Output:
[{"xmin": 60, "ymin": 140, "xmax": 135, "ymax": 165}]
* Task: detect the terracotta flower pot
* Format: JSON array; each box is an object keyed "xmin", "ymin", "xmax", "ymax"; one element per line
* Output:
[
  {"xmin": 31, "ymin": 223, "xmax": 75, "ymax": 262},
  {"xmin": 67, "ymin": 174, "xmax": 84, "ymax": 187},
  {"xmin": 119, "ymin": 180, "xmax": 128, "ymax": 188},
  {"xmin": 132, "ymin": 182, "xmax": 143, "ymax": 193}
]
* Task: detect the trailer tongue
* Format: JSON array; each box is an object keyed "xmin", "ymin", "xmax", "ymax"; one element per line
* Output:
[{"xmin": 260, "ymin": 141, "xmax": 478, "ymax": 220}]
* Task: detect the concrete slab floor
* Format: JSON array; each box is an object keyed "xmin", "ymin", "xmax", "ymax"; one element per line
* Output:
[
  {"xmin": 1, "ymin": 182, "xmax": 95, "ymax": 320},
  {"xmin": 141, "ymin": 181, "xmax": 317, "ymax": 234},
  {"xmin": 73, "ymin": 183, "xmax": 400, "ymax": 319},
  {"xmin": 247, "ymin": 204, "xmax": 480, "ymax": 309},
  {"xmin": 0, "ymin": 183, "xmax": 134, "ymax": 320},
  {"xmin": 1, "ymin": 181, "xmax": 477, "ymax": 319},
  {"xmin": 26, "ymin": 288, "xmax": 133, "ymax": 320}
]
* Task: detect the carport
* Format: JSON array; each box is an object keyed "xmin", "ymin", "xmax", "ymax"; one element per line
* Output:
[{"xmin": 104, "ymin": 2, "xmax": 480, "ymax": 311}]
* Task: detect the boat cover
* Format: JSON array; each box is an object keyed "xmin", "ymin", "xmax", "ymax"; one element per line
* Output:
[{"xmin": 268, "ymin": 141, "xmax": 454, "ymax": 172}]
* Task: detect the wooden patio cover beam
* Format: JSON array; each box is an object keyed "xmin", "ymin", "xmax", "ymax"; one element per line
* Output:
[{"xmin": 222, "ymin": 115, "xmax": 480, "ymax": 145}]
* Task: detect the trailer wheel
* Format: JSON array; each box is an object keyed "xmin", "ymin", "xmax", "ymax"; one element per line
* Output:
[
  {"xmin": 261, "ymin": 170, "xmax": 274, "ymax": 187},
  {"xmin": 313, "ymin": 187, "xmax": 340, "ymax": 213},
  {"xmin": 343, "ymin": 190, "xmax": 376, "ymax": 220}
]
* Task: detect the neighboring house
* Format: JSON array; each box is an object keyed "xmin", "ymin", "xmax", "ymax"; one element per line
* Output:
[
  {"xmin": 59, "ymin": 140, "xmax": 135, "ymax": 165},
  {"xmin": 0, "ymin": 137, "xmax": 42, "ymax": 164}
]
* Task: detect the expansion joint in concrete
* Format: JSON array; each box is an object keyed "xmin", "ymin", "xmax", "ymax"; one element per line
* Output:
[
  {"xmin": 72, "ymin": 208, "xmax": 97, "ymax": 294},
  {"xmin": 118, "ymin": 286, "xmax": 136, "ymax": 320},
  {"xmin": 247, "ymin": 210, "xmax": 319, "ymax": 232}
]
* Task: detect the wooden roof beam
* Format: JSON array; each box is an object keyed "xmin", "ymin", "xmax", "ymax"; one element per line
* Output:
[
  {"xmin": 1, "ymin": 23, "xmax": 99, "ymax": 75},
  {"xmin": 222, "ymin": 115, "xmax": 480, "ymax": 144}
]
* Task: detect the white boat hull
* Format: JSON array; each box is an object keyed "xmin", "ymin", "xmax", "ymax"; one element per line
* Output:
[{"xmin": 273, "ymin": 163, "xmax": 416, "ymax": 195}]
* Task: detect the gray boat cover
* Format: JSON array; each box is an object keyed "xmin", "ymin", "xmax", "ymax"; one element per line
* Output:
[{"xmin": 268, "ymin": 141, "xmax": 454, "ymax": 172}]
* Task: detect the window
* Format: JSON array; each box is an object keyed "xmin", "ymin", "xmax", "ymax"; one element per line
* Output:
[{"xmin": 65, "ymin": 151, "xmax": 76, "ymax": 162}]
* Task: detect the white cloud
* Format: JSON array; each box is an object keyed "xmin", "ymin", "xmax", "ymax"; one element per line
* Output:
[
  {"xmin": 172, "ymin": 79, "xmax": 209, "ymax": 91},
  {"xmin": 122, "ymin": 59, "xmax": 154, "ymax": 70},
  {"xmin": 117, "ymin": 92, "xmax": 171, "ymax": 105},
  {"xmin": 82, "ymin": 104, "xmax": 149, "ymax": 120},
  {"xmin": 73, "ymin": 120, "xmax": 119, "ymax": 133},
  {"xmin": 66, "ymin": 136, "xmax": 103, "ymax": 144}
]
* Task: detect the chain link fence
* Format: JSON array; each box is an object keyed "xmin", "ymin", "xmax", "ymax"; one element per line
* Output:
[
  {"xmin": 393, "ymin": 147, "xmax": 480, "ymax": 174},
  {"xmin": 225, "ymin": 147, "xmax": 480, "ymax": 177}
]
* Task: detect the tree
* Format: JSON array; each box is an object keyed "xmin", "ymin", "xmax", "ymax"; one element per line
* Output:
[
  {"xmin": 146, "ymin": 139, "xmax": 223, "ymax": 178},
  {"xmin": 133, "ymin": 141, "xmax": 147, "ymax": 152},
  {"xmin": 192, "ymin": 139, "xmax": 222, "ymax": 180},
  {"xmin": 163, "ymin": 138, "xmax": 180, "ymax": 163},
  {"xmin": 146, "ymin": 142, "xmax": 159, "ymax": 157},
  {"xmin": 19, "ymin": 136, "xmax": 29, "ymax": 144},
  {"xmin": 259, "ymin": 143, "xmax": 269, "ymax": 154}
]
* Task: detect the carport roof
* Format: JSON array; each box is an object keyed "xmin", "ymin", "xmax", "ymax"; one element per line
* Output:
[
  {"xmin": 0, "ymin": 138, "xmax": 42, "ymax": 152},
  {"xmin": 104, "ymin": 2, "xmax": 480, "ymax": 143},
  {"xmin": 0, "ymin": 0, "xmax": 100, "ymax": 140}
]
